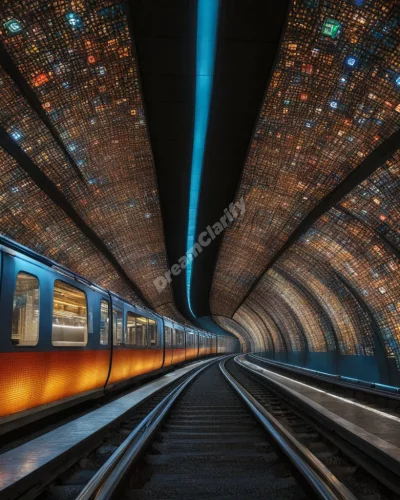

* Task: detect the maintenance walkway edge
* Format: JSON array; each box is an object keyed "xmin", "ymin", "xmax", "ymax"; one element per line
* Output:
[{"xmin": 237, "ymin": 355, "xmax": 400, "ymax": 480}]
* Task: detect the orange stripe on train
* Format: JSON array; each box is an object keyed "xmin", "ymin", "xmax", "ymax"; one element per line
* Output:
[{"xmin": 0, "ymin": 351, "xmax": 110, "ymax": 418}]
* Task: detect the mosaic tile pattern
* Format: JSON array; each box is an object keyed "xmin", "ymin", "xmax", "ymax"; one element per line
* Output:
[
  {"xmin": 0, "ymin": 147, "xmax": 138, "ymax": 303},
  {"xmin": 276, "ymin": 249, "xmax": 375, "ymax": 355},
  {"xmin": 244, "ymin": 298, "xmax": 287, "ymax": 352},
  {"xmin": 236, "ymin": 159, "xmax": 399, "ymax": 365},
  {"xmin": 211, "ymin": 0, "xmax": 400, "ymax": 371},
  {"xmin": 212, "ymin": 0, "xmax": 400, "ymax": 317},
  {"xmin": 246, "ymin": 294, "xmax": 307, "ymax": 353},
  {"xmin": 0, "ymin": 0, "xmax": 174, "ymax": 310}
]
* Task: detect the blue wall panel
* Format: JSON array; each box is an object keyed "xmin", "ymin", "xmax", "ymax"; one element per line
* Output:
[{"xmin": 256, "ymin": 351, "xmax": 400, "ymax": 386}]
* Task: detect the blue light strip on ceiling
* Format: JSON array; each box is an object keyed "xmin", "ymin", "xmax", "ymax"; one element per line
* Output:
[{"xmin": 186, "ymin": 0, "xmax": 219, "ymax": 317}]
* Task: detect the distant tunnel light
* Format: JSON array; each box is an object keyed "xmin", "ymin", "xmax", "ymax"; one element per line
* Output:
[{"xmin": 186, "ymin": 0, "xmax": 219, "ymax": 317}]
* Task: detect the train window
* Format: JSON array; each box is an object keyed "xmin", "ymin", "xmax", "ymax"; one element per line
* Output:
[
  {"xmin": 186, "ymin": 331, "xmax": 195, "ymax": 349},
  {"xmin": 12, "ymin": 272, "xmax": 40, "ymax": 346},
  {"xmin": 100, "ymin": 300, "xmax": 109, "ymax": 345},
  {"xmin": 113, "ymin": 308, "xmax": 123, "ymax": 345},
  {"xmin": 164, "ymin": 326, "xmax": 172, "ymax": 348},
  {"xmin": 148, "ymin": 319, "xmax": 158, "ymax": 347},
  {"xmin": 136, "ymin": 317, "xmax": 148, "ymax": 346},
  {"xmin": 176, "ymin": 329, "xmax": 185, "ymax": 348},
  {"xmin": 126, "ymin": 312, "xmax": 147, "ymax": 346},
  {"xmin": 52, "ymin": 280, "xmax": 87, "ymax": 346},
  {"xmin": 126, "ymin": 312, "xmax": 136, "ymax": 345}
]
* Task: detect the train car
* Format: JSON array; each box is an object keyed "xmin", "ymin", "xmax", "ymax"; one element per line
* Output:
[
  {"xmin": 172, "ymin": 323, "xmax": 186, "ymax": 365},
  {"xmin": 198, "ymin": 331, "xmax": 206, "ymax": 357},
  {"xmin": 106, "ymin": 295, "xmax": 164, "ymax": 388},
  {"xmin": 0, "ymin": 242, "xmax": 111, "ymax": 421},
  {"xmin": 199, "ymin": 331, "xmax": 212, "ymax": 357},
  {"xmin": 211, "ymin": 332, "xmax": 218, "ymax": 355},
  {"xmin": 206, "ymin": 333, "xmax": 213, "ymax": 355},
  {"xmin": 163, "ymin": 318, "xmax": 174, "ymax": 367},
  {"xmin": 185, "ymin": 328, "xmax": 199, "ymax": 361},
  {"xmin": 0, "ymin": 237, "xmax": 239, "ymax": 431}
]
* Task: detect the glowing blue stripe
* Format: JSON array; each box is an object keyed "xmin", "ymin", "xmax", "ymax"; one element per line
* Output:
[{"xmin": 186, "ymin": 0, "xmax": 219, "ymax": 316}]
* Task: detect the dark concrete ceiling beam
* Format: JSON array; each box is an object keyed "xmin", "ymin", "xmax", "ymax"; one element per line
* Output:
[
  {"xmin": 0, "ymin": 43, "xmax": 86, "ymax": 183},
  {"xmin": 192, "ymin": 0, "xmax": 291, "ymax": 317},
  {"xmin": 127, "ymin": 0, "xmax": 197, "ymax": 319},
  {"xmin": 127, "ymin": 0, "xmax": 291, "ymax": 321}
]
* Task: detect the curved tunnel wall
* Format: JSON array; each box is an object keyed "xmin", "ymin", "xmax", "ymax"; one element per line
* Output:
[
  {"xmin": 225, "ymin": 158, "xmax": 400, "ymax": 386},
  {"xmin": 213, "ymin": 316, "xmax": 255, "ymax": 354},
  {"xmin": 210, "ymin": 0, "xmax": 400, "ymax": 386}
]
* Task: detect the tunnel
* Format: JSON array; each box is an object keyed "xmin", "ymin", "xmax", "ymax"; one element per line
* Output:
[{"xmin": 0, "ymin": 1, "xmax": 399, "ymax": 499}]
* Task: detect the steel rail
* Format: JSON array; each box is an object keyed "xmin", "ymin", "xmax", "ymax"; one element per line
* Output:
[
  {"xmin": 235, "ymin": 354, "xmax": 400, "ymax": 496},
  {"xmin": 220, "ymin": 357, "xmax": 357, "ymax": 500},
  {"xmin": 75, "ymin": 358, "xmax": 220, "ymax": 500}
]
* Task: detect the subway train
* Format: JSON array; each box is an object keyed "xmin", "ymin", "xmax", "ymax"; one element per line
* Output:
[{"xmin": 0, "ymin": 236, "xmax": 239, "ymax": 430}]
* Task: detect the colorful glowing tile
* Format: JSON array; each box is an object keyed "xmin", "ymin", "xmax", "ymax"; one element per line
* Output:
[{"xmin": 322, "ymin": 18, "xmax": 341, "ymax": 38}]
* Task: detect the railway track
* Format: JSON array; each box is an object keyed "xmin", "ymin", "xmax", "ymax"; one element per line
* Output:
[
  {"xmin": 123, "ymin": 359, "xmax": 307, "ymax": 499},
  {"xmin": 37, "ymin": 357, "xmax": 361, "ymax": 500},
  {"xmin": 248, "ymin": 354, "xmax": 400, "ymax": 413},
  {"xmin": 229, "ymin": 357, "xmax": 399, "ymax": 500},
  {"xmin": 11, "ymin": 356, "xmax": 398, "ymax": 500}
]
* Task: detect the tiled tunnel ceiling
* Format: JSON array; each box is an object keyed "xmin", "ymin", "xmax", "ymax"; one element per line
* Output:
[
  {"xmin": 0, "ymin": 0, "xmax": 185, "ymax": 322},
  {"xmin": 211, "ymin": 0, "xmax": 400, "ymax": 378}
]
